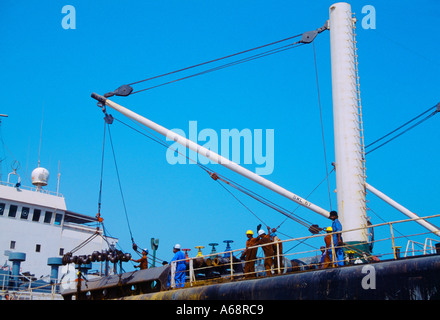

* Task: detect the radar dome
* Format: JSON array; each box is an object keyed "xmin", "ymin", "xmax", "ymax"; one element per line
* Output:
[{"xmin": 31, "ymin": 167, "xmax": 49, "ymax": 187}]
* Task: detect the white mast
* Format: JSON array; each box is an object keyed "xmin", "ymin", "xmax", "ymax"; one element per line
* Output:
[
  {"xmin": 91, "ymin": 93, "xmax": 330, "ymax": 218},
  {"xmin": 329, "ymin": 3, "xmax": 368, "ymax": 246}
]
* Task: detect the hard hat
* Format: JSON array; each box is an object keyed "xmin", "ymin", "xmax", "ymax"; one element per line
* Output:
[
  {"xmin": 174, "ymin": 244, "xmax": 181, "ymax": 249},
  {"xmin": 258, "ymin": 229, "xmax": 265, "ymax": 236},
  {"xmin": 326, "ymin": 227, "xmax": 333, "ymax": 232},
  {"xmin": 246, "ymin": 230, "xmax": 253, "ymax": 235}
]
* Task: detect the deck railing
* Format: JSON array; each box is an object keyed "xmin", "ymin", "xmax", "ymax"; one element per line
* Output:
[
  {"xmin": 3, "ymin": 214, "xmax": 440, "ymax": 298},
  {"xmin": 169, "ymin": 213, "xmax": 440, "ymax": 289}
]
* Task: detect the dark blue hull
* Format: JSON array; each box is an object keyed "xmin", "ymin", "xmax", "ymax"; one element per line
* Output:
[{"xmin": 123, "ymin": 254, "xmax": 440, "ymax": 300}]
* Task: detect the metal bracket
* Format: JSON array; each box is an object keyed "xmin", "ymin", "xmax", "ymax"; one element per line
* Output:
[
  {"xmin": 103, "ymin": 85, "xmax": 133, "ymax": 98},
  {"xmin": 300, "ymin": 21, "xmax": 329, "ymax": 44},
  {"xmin": 91, "ymin": 92, "xmax": 107, "ymax": 105},
  {"xmin": 104, "ymin": 113, "xmax": 114, "ymax": 124},
  {"xmin": 317, "ymin": 20, "xmax": 329, "ymax": 33},
  {"xmin": 300, "ymin": 30, "xmax": 318, "ymax": 44}
]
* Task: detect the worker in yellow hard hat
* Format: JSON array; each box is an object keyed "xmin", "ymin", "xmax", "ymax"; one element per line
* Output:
[
  {"xmin": 240, "ymin": 229, "xmax": 258, "ymax": 279},
  {"xmin": 321, "ymin": 226, "xmax": 333, "ymax": 269}
]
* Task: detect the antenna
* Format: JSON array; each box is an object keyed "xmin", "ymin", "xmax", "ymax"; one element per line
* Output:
[
  {"xmin": 38, "ymin": 106, "xmax": 44, "ymax": 167},
  {"xmin": 0, "ymin": 114, "xmax": 7, "ymax": 181},
  {"xmin": 57, "ymin": 161, "xmax": 61, "ymax": 196}
]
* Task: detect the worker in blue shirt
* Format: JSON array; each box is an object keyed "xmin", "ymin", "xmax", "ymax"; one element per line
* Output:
[
  {"xmin": 168, "ymin": 244, "xmax": 187, "ymax": 288},
  {"xmin": 329, "ymin": 211, "xmax": 344, "ymax": 267}
]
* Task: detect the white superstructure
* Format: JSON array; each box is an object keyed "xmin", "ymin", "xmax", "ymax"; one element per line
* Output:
[{"xmin": 0, "ymin": 167, "xmax": 118, "ymax": 280}]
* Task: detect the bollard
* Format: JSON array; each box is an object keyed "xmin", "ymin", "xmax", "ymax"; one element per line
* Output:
[
  {"xmin": 8, "ymin": 252, "xmax": 26, "ymax": 290},
  {"xmin": 47, "ymin": 257, "xmax": 63, "ymax": 284}
]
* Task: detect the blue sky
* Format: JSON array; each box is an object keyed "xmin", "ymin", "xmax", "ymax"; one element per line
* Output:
[{"xmin": 1, "ymin": 0, "xmax": 439, "ymax": 269}]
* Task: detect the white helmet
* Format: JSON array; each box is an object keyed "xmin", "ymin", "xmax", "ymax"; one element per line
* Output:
[
  {"xmin": 174, "ymin": 244, "xmax": 181, "ymax": 249},
  {"xmin": 258, "ymin": 229, "xmax": 265, "ymax": 236}
]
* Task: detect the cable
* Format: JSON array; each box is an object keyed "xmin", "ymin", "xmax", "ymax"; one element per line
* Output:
[
  {"xmin": 130, "ymin": 42, "xmax": 304, "ymax": 95},
  {"xmin": 111, "ymin": 115, "xmax": 320, "ymax": 230},
  {"xmin": 97, "ymin": 120, "xmax": 106, "ymax": 219},
  {"xmin": 366, "ymin": 106, "xmax": 438, "ymax": 155},
  {"xmin": 312, "ymin": 41, "xmax": 332, "ymax": 211},
  {"xmin": 215, "ymin": 179, "xmax": 269, "ymax": 227},
  {"xmin": 106, "ymin": 123, "xmax": 135, "ymax": 245},
  {"xmin": 127, "ymin": 33, "xmax": 304, "ymax": 87}
]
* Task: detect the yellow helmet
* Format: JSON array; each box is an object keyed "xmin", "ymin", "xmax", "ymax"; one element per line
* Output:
[
  {"xmin": 246, "ymin": 230, "xmax": 253, "ymax": 235},
  {"xmin": 326, "ymin": 227, "xmax": 333, "ymax": 232}
]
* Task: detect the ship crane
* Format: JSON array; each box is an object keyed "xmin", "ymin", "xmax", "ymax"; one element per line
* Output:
[{"xmin": 91, "ymin": 2, "xmax": 440, "ymax": 258}]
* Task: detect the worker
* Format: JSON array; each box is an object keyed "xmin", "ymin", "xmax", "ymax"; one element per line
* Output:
[
  {"xmin": 256, "ymin": 227, "xmax": 274, "ymax": 277},
  {"xmin": 319, "ymin": 246, "xmax": 326, "ymax": 268},
  {"xmin": 240, "ymin": 230, "xmax": 259, "ymax": 279},
  {"xmin": 322, "ymin": 227, "xmax": 333, "ymax": 268},
  {"xmin": 131, "ymin": 249, "xmax": 149, "ymax": 270},
  {"xmin": 270, "ymin": 227, "xmax": 283, "ymax": 274},
  {"xmin": 329, "ymin": 211, "xmax": 344, "ymax": 266},
  {"xmin": 168, "ymin": 244, "xmax": 186, "ymax": 288}
]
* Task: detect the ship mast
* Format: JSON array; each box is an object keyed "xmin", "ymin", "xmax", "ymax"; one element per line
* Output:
[
  {"xmin": 329, "ymin": 2, "xmax": 369, "ymax": 250},
  {"xmin": 91, "ymin": 2, "xmax": 439, "ymax": 242}
]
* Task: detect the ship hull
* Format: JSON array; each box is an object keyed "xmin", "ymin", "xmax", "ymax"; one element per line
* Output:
[{"xmin": 121, "ymin": 255, "xmax": 440, "ymax": 300}]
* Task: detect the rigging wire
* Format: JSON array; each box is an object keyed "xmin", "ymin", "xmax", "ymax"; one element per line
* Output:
[
  {"xmin": 215, "ymin": 179, "xmax": 269, "ymax": 227},
  {"xmin": 276, "ymin": 167, "xmax": 335, "ymax": 230},
  {"xmin": 213, "ymin": 173, "xmax": 315, "ymax": 230},
  {"xmin": 127, "ymin": 33, "xmax": 304, "ymax": 87},
  {"xmin": 312, "ymin": 41, "xmax": 332, "ymax": 211},
  {"xmin": 365, "ymin": 104, "xmax": 439, "ymax": 155},
  {"xmin": 97, "ymin": 120, "xmax": 107, "ymax": 221},
  {"xmin": 112, "ymin": 115, "xmax": 324, "ymax": 254},
  {"xmin": 106, "ymin": 123, "xmax": 136, "ymax": 245},
  {"xmin": 95, "ymin": 26, "xmax": 330, "ymax": 256},
  {"xmin": 130, "ymin": 42, "xmax": 305, "ymax": 95},
  {"xmin": 111, "ymin": 115, "xmax": 322, "ymax": 233}
]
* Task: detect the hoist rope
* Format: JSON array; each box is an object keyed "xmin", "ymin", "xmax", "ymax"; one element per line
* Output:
[
  {"xmin": 97, "ymin": 120, "xmax": 106, "ymax": 219},
  {"xmin": 69, "ymin": 232, "xmax": 99, "ymax": 254},
  {"xmin": 106, "ymin": 123, "xmax": 136, "ymax": 245}
]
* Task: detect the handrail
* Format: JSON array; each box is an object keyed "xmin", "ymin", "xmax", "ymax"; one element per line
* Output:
[
  {"xmin": 424, "ymin": 238, "xmax": 440, "ymax": 255},
  {"xmin": 0, "ymin": 180, "xmax": 64, "ymax": 198},
  {"xmin": 169, "ymin": 213, "xmax": 440, "ymax": 289},
  {"xmin": 4, "ymin": 213, "xmax": 440, "ymax": 296}
]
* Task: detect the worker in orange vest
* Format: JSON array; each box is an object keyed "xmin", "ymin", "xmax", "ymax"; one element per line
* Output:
[
  {"xmin": 240, "ymin": 230, "xmax": 258, "ymax": 279},
  {"xmin": 132, "ymin": 249, "xmax": 149, "ymax": 270},
  {"xmin": 322, "ymin": 227, "xmax": 333, "ymax": 269},
  {"xmin": 256, "ymin": 227, "xmax": 274, "ymax": 277}
]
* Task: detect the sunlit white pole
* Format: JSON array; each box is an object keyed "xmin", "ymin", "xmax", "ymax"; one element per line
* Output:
[
  {"xmin": 366, "ymin": 183, "xmax": 440, "ymax": 237},
  {"xmin": 329, "ymin": 2, "xmax": 368, "ymax": 244},
  {"xmin": 91, "ymin": 93, "xmax": 330, "ymax": 218}
]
